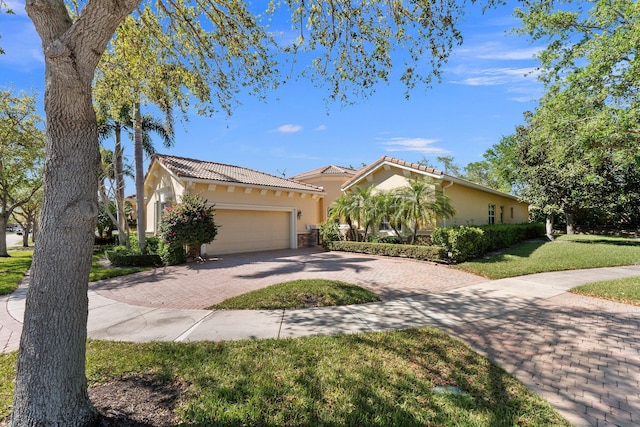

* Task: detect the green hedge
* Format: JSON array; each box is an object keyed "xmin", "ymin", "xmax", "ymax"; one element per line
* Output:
[
  {"xmin": 431, "ymin": 223, "xmax": 545, "ymax": 263},
  {"xmin": 105, "ymin": 251, "xmax": 163, "ymax": 267},
  {"xmin": 327, "ymin": 241, "xmax": 446, "ymax": 262}
]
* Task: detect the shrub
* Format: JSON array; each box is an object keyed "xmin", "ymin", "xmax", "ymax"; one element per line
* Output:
[
  {"xmin": 160, "ymin": 241, "xmax": 187, "ymax": 266},
  {"xmin": 105, "ymin": 246, "xmax": 163, "ymax": 267},
  {"xmin": 159, "ymin": 195, "xmax": 218, "ymax": 260},
  {"xmin": 328, "ymin": 241, "xmax": 446, "ymax": 262},
  {"xmin": 368, "ymin": 235, "xmax": 403, "ymax": 244},
  {"xmin": 318, "ymin": 221, "xmax": 341, "ymax": 249},
  {"xmin": 431, "ymin": 223, "xmax": 545, "ymax": 262}
]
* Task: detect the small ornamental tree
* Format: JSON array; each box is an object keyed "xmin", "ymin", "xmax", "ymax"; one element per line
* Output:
[{"xmin": 159, "ymin": 194, "xmax": 218, "ymax": 262}]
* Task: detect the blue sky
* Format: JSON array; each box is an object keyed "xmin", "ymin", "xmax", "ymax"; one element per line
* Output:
[{"xmin": 0, "ymin": 1, "xmax": 543, "ymax": 193}]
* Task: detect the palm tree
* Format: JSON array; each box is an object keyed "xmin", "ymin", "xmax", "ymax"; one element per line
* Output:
[
  {"xmin": 133, "ymin": 103, "xmax": 174, "ymax": 253},
  {"xmin": 97, "ymin": 103, "xmax": 174, "ymax": 252},
  {"xmin": 328, "ymin": 193, "xmax": 357, "ymax": 241},
  {"xmin": 97, "ymin": 106, "xmax": 131, "ymax": 247},
  {"xmin": 396, "ymin": 177, "xmax": 456, "ymax": 244},
  {"xmin": 378, "ymin": 191, "xmax": 404, "ymax": 241}
]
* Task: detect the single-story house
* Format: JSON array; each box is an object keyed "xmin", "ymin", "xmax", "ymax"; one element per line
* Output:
[
  {"xmin": 144, "ymin": 154, "xmax": 327, "ymax": 256},
  {"xmin": 341, "ymin": 156, "xmax": 529, "ymax": 231},
  {"xmin": 143, "ymin": 154, "xmax": 528, "ymax": 255}
]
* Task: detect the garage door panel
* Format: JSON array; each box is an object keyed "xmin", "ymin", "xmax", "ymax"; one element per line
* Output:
[{"xmin": 204, "ymin": 210, "xmax": 290, "ymax": 255}]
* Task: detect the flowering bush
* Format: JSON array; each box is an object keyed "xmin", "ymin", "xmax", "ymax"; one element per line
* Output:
[{"xmin": 159, "ymin": 195, "xmax": 218, "ymax": 262}]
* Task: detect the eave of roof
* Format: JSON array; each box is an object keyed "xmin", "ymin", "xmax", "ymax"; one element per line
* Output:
[
  {"xmin": 150, "ymin": 154, "xmax": 325, "ymax": 194},
  {"xmin": 342, "ymin": 155, "xmax": 522, "ymax": 202},
  {"xmin": 291, "ymin": 164, "xmax": 359, "ymax": 180}
]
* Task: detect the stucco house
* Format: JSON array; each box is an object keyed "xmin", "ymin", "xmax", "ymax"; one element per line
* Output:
[
  {"xmin": 144, "ymin": 154, "xmax": 328, "ymax": 256},
  {"xmin": 143, "ymin": 154, "xmax": 528, "ymax": 256},
  {"xmin": 341, "ymin": 156, "xmax": 529, "ymax": 231}
]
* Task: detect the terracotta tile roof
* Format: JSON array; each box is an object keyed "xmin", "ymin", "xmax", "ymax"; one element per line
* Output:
[
  {"xmin": 291, "ymin": 164, "xmax": 359, "ymax": 180},
  {"xmin": 341, "ymin": 155, "xmax": 443, "ymax": 189},
  {"xmin": 153, "ymin": 154, "xmax": 324, "ymax": 193}
]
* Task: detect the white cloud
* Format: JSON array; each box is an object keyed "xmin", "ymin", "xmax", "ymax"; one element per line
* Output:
[
  {"xmin": 451, "ymin": 67, "xmax": 539, "ymax": 86},
  {"xmin": 381, "ymin": 137, "xmax": 449, "ymax": 155},
  {"xmin": 315, "ymin": 124, "xmax": 327, "ymax": 131},
  {"xmin": 276, "ymin": 124, "xmax": 303, "ymax": 133},
  {"xmin": 456, "ymin": 42, "xmax": 544, "ymax": 61}
]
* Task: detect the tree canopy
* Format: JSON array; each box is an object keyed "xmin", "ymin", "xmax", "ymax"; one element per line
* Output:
[{"xmin": 0, "ymin": 90, "xmax": 44, "ymax": 256}]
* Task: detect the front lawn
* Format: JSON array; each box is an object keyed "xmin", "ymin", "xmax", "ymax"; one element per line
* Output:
[
  {"xmin": 0, "ymin": 251, "xmax": 33, "ymax": 296},
  {"xmin": 0, "ymin": 329, "xmax": 570, "ymax": 425},
  {"xmin": 455, "ymin": 234, "xmax": 640, "ymax": 279},
  {"xmin": 209, "ymin": 279, "xmax": 380, "ymax": 310},
  {"xmin": 571, "ymin": 276, "xmax": 640, "ymax": 306}
]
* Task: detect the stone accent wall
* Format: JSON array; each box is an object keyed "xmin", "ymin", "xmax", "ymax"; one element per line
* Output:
[{"xmin": 297, "ymin": 229, "xmax": 319, "ymax": 248}]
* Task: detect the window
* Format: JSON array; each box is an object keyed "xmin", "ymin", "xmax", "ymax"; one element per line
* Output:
[
  {"xmin": 510, "ymin": 207, "xmax": 514, "ymax": 220},
  {"xmin": 488, "ymin": 204, "xmax": 495, "ymax": 224}
]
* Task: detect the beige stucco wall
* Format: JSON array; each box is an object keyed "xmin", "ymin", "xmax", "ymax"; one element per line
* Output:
[
  {"xmin": 295, "ymin": 174, "xmax": 354, "ymax": 222},
  {"xmin": 443, "ymin": 183, "xmax": 529, "ymax": 226}
]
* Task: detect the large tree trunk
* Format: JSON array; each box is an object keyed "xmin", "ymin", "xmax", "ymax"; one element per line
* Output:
[
  {"xmin": 545, "ymin": 214, "xmax": 554, "ymax": 241},
  {"xmin": 134, "ymin": 101, "xmax": 146, "ymax": 253},
  {"xmin": 566, "ymin": 211, "xmax": 576, "ymax": 235},
  {"xmin": 11, "ymin": 62, "xmax": 99, "ymax": 427},
  {"xmin": 0, "ymin": 213, "xmax": 8, "ymax": 257}
]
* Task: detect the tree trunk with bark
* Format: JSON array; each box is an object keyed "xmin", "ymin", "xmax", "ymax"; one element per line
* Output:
[
  {"xmin": 13, "ymin": 0, "xmax": 140, "ymax": 424},
  {"xmin": 11, "ymin": 60, "xmax": 99, "ymax": 427},
  {"xmin": 545, "ymin": 214, "xmax": 554, "ymax": 241},
  {"xmin": 566, "ymin": 211, "xmax": 576, "ymax": 235},
  {"xmin": 0, "ymin": 213, "xmax": 8, "ymax": 257},
  {"xmin": 114, "ymin": 130, "xmax": 130, "ymax": 248},
  {"xmin": 133, "ymin": 102, "xmax": 146, "ymax": 254}
]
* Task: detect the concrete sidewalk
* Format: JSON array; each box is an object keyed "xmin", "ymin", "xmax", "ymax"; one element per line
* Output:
[{"xmin": 2, "ymin": 264, "xmax": 640, "ymax": 426}]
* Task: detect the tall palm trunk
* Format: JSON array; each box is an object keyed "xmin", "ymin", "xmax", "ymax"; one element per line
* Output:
[
  {"xmin": 133, "ymin": 101, "xmax": 146, "ymax": 253},
  {"xmin": 114, "ymin": 125, "xmax": 130, "ymax": 248}
]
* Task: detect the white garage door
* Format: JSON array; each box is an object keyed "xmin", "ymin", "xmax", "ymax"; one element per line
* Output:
[{"xmin": 204, "ymin": 209, "xmax": 291, "ymax": 255}]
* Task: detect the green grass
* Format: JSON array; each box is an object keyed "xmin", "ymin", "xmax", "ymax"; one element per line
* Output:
[
  {"xmin": 571, "ymin": 276, "xmax": 640, "ymax": 306},
  {"xmin": 455, "ymin": 234, "xmax": 640, "ymax": 279},
  {"xmin": 0, "ymin": 329, "xmax": 570, "ymax": 425},
  {"xmin": 89, "ymin": 253, "xmax": 147, "ymax": 282},
  {"xmin": 0, "ymin": 251, "xmax": 33, "ymax": 296},
  {"xmin": 209, "ymin": 279, "xmax": 381, "ymax": 310},
  {"xmin": 0, "ymin": 251, "xmax": 144, "ymax": 297}
]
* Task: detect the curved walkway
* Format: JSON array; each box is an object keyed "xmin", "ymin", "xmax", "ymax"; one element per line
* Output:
[{"xmin": 2, "ymin": 249, "xmax": 640, "ymax": 426}]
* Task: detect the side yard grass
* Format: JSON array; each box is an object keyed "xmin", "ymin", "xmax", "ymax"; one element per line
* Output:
[
  {"xmin": 571, "ymin": 276, "xmax": 640, "ymax": 306},
  {"xmin": 209, "ymin": 279, "xmax": 380, "ymax": 310},
  {"xmin": 455, "ymin": 234, "xmax": 640, "ymax": 280},
  {"xmin": 0, "ymin": 251, "xmax": 146, "ymax": 296},
  {"xmin": 0, "ymin": 251, "xmax": 33, "ymax": 296},
  {"xmin": 0, "ymin": 329, "xmax": 570, "ymax": 425}
]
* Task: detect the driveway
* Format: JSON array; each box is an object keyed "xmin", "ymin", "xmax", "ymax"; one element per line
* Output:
[{"xmin": 90, "ymin": 248, "xmax": 485, "ymax": 309}]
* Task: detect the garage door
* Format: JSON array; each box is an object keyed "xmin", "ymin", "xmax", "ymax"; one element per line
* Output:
[{"xmin": 203, "ymin": 209, "xmax": 291, "ymax": 255}]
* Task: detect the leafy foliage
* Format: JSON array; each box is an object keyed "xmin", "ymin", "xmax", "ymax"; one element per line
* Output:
[
  {"xmin": 0, "ymin": 90, "xmax": 44, "ymax": 256},
  {"xmin": 431, "ymin": 223, "xmax": 545, "ymax": 262},
  {"xmin": 159, "ymin": 195, "xmax": 218, "ymax": 262},
  {"xmin": 318, "ymin": 221, "xmax": 340, "ymax": 249},
  {"xmin": 328, "ymin": 241, "xmax": 446, "ymax": 262}
]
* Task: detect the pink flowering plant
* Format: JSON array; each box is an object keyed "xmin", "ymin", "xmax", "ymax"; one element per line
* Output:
[{"xmin": 159, "ymin": 194, "xmax": 218, "ymax": 260}]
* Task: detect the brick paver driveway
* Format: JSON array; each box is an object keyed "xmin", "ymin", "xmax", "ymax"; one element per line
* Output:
[{"xmin": 91, "ymin": 248, "xmax": 486, "ymax": 309}]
